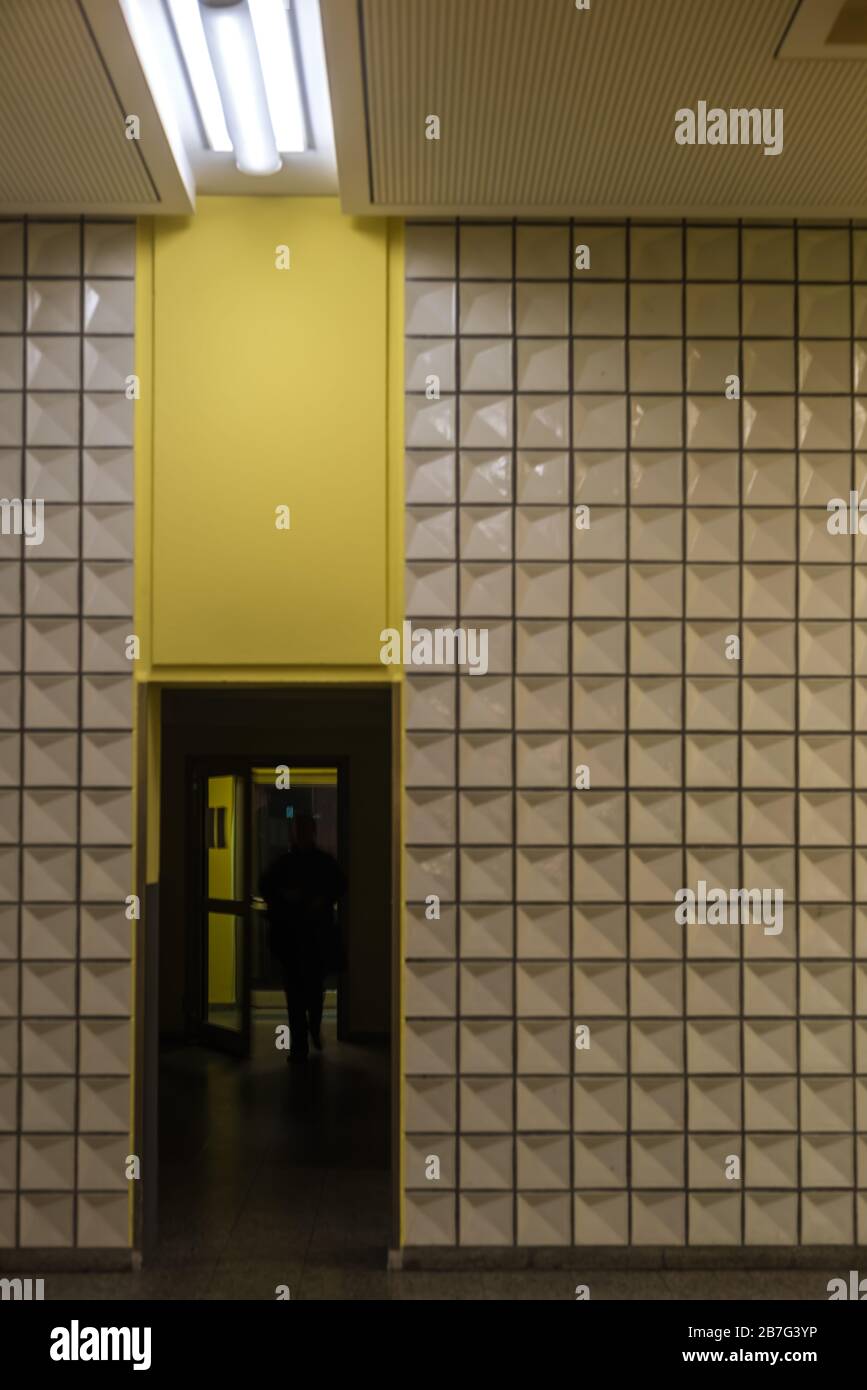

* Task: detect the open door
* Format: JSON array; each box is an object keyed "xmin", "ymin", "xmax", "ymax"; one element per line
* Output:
[{"xmin": 194, "ymin": 768, "xmax": 252, "ymax": 1056}]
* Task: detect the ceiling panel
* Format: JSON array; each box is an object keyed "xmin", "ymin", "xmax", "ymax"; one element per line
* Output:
[
  {"xmin": 323, "ymin": 0, "xmax": 867, "ymax": 217},
  {"xmin": 0, "ymin": 0, "xmax": 193, "ymax": 215},
  {"xmin": 0, "ymin": 0, "xmax": 157, "ymax": 207}
]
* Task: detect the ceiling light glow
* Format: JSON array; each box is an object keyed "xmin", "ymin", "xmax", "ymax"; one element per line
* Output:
[
  {"xmin": 199, "ymin": 0, "xmax": 281, "ymax": 175},
  {"xmin": 166, "ymin": 0, "xmax": 308, "ymax": 175},
  {"xmin": 249, "ymin": 0, "xmax": 307, "ymax": 153},
  {"xmin": 165, "ymin": 0, "xmax": 231, "ymax": 152}
]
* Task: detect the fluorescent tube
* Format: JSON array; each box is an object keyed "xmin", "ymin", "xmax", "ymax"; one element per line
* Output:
[
  {"xmin": 249, "ymin": 0, "xmax": 307, "ymax": 152},
  {"xmin": 165, "ymin": 0, "xmax": 232, "ymax": 152},
  {"xmin": 198, "ymin": 0, "xmax": 281, "ymax": 175}
]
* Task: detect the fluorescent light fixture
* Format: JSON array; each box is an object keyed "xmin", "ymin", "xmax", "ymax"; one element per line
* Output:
[
  {"xmin": 199, "ymin": 1, "xmax": 280, "ymax": 174},
  {"xmin": 165, "ymin": 0, "xmax": 231, "ymax": 152},
  {"xmin": 166, "ymin": 0, "xmax": 308, "ymax": 175},
  {"xmin": 248, "ymin": 0, "xmax": 307, "ymax": 153}
]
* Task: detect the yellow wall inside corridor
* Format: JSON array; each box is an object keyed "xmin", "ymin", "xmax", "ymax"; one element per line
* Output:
[{"xmin": 135, "ymin": 196, "xmax": 403, "ymax": 676}]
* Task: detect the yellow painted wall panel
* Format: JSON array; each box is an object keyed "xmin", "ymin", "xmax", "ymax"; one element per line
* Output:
[{"xmin": 150, "ymin": 197, "xmax": 389, "ymax": 668}]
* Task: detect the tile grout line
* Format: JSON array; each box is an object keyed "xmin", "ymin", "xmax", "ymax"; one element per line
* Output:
[
  {"xmin": 509, "ymin": 216, "xmax": 517, "ymax": 1249},
  {"xmin": 14, "ymin": 218, "xmax": 26, "ymax": 1249},
  {"xmin": 793, "ymin": 219, "xmax": 802, "ymax": 1249},
  {"xmin": 454, "ymin": 217, "xmax": 461, "ymax": 1249},
  {"xmin": 73, "ymin": 213, "xmax": 84, "ymax": 1251},
  {"xmin": 737, "ymin": 216, "xmax": 745, "ymax": 1249},
  {"xmin": 568, "ymin": 217, "xmax": 575, "ymax": 1247},
  {"xmin": 680, "ymin": 218, "xmax": 688, "ymax": 1249},
  {"xmin": 848, "ymin": 218, "xmax": 857, "ymax": 1249}
]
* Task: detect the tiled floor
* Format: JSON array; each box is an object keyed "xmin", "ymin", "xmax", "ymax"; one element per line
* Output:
[{"xmin": 21, "ymin": 1019, "xmax": 845, "ymax": 1300}]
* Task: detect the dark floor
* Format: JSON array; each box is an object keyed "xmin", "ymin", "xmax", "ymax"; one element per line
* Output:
[
  {"xmin": 152, "ymin": 1012, "xmax": 393, "ymax": 1298},
  {"xmin": 26, "ymin": 1019, "xmax": 850, "ymax": 1300}
]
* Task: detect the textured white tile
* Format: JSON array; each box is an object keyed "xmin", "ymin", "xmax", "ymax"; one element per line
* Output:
[
  {"xmin": 631, "ymin": 396, "xmax": 683, "ymax": 448},
  {"xmin": 82, "ymin": 562, "xmax": 132, "ymax": 618},
  {"xmin": 460, "ymin": 224, "xmax": 512, "ymax": 277},
  {"xmin": 460, "ymin": 281, "xmax": 512, "ymax": 335},
  {"xmin": 630, "ymin": 226, "xmax": 681, "ymax": 280},
  {"xmin": 82, "ymin": 619, "xmax": 131, "ymax": 673},
  {"xmin": 19, "ymin": 1192, "xmax": 73, "ymax": 1245},
  {"xmin": 27, "ymin": 393, "xmax": 79, "ymax": 447},
  {"xmin": 517, "ymin": 395, "xmax": 567, "ymax": 448},
  {"xmin": 404, "ymin": 561, "xmax": 456, "ymax": 615},
  {"xmin": 84, "ymin": 279, "xmax": 134, "ymax": 334},
  {"xmin": 460, "ymin": 395, "xmax": 512, "ymax": 447},
  {"xmin": 82, "ymin": 393, "xmax": 133, "ymax": 447},
  {"xmin": 405, "ymin": 224, "xmax": 456, "ymax": 279},
  {"xmin": 798, "ymin": 228, "xmax": 849, "ymax": 282},
  {"xmin": 406, "ymin": 280, "xmax": 456, "ymax": 335},
  {"xmin": 0, "ymin": 222, "xmax": 24, "ymax": 275},
  {"xmin": 83, "ymin": 336, "xmax": 134, "ymax": 391},
  {"xmin": 460, "ymin": 506, "xmax": 511, "ymax": 560},
  {"xmin": 27, "ymin": 281, "xmax": 80, "ymax": 333},
  {"xmin": 799, "ymin": 285, "xmax": 850, "ymax": 337},
  {"xmin": 515, "ymin": 507, "xmax": 569, "ymax": 561},
  {"xmin": 82, "ymin": 505, "xmax": 134, "ymax": 561},
  {"xmin": 460, "ymin": 451, "xmax": 510, "ymax": 502},
  {"xmin": 84, "ymin": 222, "xmax": 136, "ymax": 277},
  {"xmin": 28, "ymin": 223, "xmax": 80, "ymax": 275},
  {"xmin": 459, "ymin": 561, "xmax": 512, "ymax": 616},
  {"xmin": 81, "ymin": 731, "xmax": 131, "ymax": 788},
  {"xmin": 0, "ymin": 394, "xmax": 23, "ymax": 446},
  {"xmin": 80, "ymin": 846, "xmax": 131, "ymax": 901},
  {"xmin": 461, "ymin": 337, "xmax": 511, "ymax": 391},
  {"xmin": 82, "ymin": 448, "xmax": 133, "ymax": 503},
  {"xmin": 25, "ymin": 562, "xmax": 79, "ymax": 615},
  {"xmin": 516, "ymin": 452, "xmax": 567, "ymax": 503},
  {"xmin": 799, "ymin": 397, "xmax": 851, "ymax": 450},
  {"xmin": 31, "ymin": 506, "xmax": 79, "ymax": 563},
  {"xmin": 573, "ymin": 395, "xmax": 627, "ymax": 449},
  {"xmin": 405, "ymin": 506, "xmax": 455, "ymax": 561},
  {"xmin": 0, "ymin": 282, "xmax": 23, "ymax": 332},
  {"xmin": 516, "ymin": 224, "xmax": 569, "ymax": 279},
  {"xmin": 517, "ymin": 339, "xmax": 568, "ymax": 391},
  {"xmin": 574, "ymin": 283, "xmax": 625, "ymax": 335},
  {"xmin": 405, "ymin": 395, "xmax": 455, "ymax": 448},
  {"xmin": 26, "ymin": 450, "xmax": 78, "ymax": 502},
  {"xmin": 82, "ymin": 674, "xmax": 132, "ymax": 730},
  {"xmin": 516, "ymin": 282, "xmax": 567, "ymax": 335},
  {"xmin": 0, "ymin": 337, "xmax": 22, "ymax": 389}
]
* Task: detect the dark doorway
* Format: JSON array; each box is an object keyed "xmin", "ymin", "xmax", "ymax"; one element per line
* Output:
[
  {"xmin": 142, "ymin": 686, "xmax": 397, "ymax": 1282},
  {"xmin": 190, "ymin": 759, "xmax": 346, "ymax": 1056}
]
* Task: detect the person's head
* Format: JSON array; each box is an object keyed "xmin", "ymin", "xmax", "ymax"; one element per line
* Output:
[{"xmin": 291, "ymin": 813, "xmax": 317, "ymax": 850}]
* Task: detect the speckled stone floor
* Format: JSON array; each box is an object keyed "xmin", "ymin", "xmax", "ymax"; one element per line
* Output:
[{"xmin": 14, "ymin": 1020, "xmax": 851, "ymax": 1301}]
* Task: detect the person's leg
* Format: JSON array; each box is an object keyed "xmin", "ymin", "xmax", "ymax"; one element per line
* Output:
[
  {"xmin": 307, "ymin": 963, "xmax": 324, "ymax": 1050},
  {"xmin": 281, "ymin": 960, "xmax": 308, "ymax": 1060}
]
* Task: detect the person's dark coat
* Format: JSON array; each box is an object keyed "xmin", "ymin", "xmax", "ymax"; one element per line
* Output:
[{"xmin": 259, "ymin": 847, "xmax": 346, "ymax": 972}]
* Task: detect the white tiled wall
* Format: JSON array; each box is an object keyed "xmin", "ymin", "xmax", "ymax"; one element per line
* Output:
[
  {"xmin": 403, "ymin": 220, "xmax": 867, "ymax": 1247},
  {"xmin": 0, "ymin": 220, "xmax": 134, "ymax": 1249}
]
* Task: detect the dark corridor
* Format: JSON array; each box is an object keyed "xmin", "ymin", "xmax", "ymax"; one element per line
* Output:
[
  {"xmin": 157, "ymin": 1018, "xmax": 390, "ymax": 1296},
  {"xmin": 142, "ymin": 686, "xmax": 398, "ymax": 1279}
]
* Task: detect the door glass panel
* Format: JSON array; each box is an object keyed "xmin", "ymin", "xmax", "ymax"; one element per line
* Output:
[
  {"xmin": 207, "ymin": 774, "xmax": 243, "ymax": 901},
  {"xmin": 203, "ymin": 773, "xmax": 248, "ymax": 1051},
  {"xmin": 207, "ymin": 912, "xmax": 244, "ymax": 1032}
]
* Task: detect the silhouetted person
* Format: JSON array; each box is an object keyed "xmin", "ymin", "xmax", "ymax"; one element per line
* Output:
[{"xmin": 259, "ymin": 813, "xmax": 346, "ymax": 1063}]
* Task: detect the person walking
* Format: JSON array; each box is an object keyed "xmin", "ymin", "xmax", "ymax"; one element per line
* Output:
[{"xmin": 259, "ymin": 813, "xmax": 346, "ymax": 1063}]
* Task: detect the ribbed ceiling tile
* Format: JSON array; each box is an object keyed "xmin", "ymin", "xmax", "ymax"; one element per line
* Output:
[
  {"xmin": 361, "ymin": 0, "xmax": 867, "ymax": 213},
  {"xmin": 0, "ymin": 0, "xmax": 156, "ymax": 208}
]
